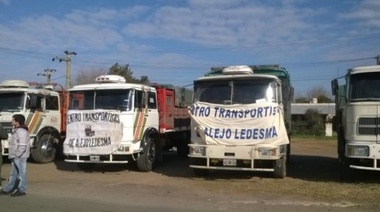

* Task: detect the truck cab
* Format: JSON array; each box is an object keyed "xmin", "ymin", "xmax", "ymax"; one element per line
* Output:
[
  {"xmin": 64, "ymin": 75, "xmax": 160, "ymax": 172},
  {"xmin": 188, "ymin": 65, "xmax": 293, "ymax": 178},
  {"xmin": 331, "ymin": 65, "xmax": 380, "ymax": 180},
  {"xmin": 0, "ymin": 80, "xmax": 66, "ymax": 163}
]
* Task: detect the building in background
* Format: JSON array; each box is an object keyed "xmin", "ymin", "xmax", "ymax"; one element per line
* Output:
[{"xmin": 291, "ymin": 99, "xmax": 335, "ymax": 136}]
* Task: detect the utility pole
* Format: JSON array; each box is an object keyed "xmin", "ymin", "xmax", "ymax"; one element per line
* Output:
[
  {"xmin": 53, "ymin": 50, "xmax": 77, "ymax": 89},
  {"xmin": 37, "ymin": 68, "xmax": 56, "ymax": 84}
]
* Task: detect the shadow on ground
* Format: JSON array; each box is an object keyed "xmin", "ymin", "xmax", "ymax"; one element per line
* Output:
[{"xmin": 51, "ymin": 151, "xmax": 380, "ymax": 183}]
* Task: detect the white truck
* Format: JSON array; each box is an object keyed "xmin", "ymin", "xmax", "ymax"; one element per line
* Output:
[
  {"xmin": 63, "ymin": 75, "xmax": 192, "ymax": 171},
  {"xmin": 188, "ymin": 65, "xmax": 293, "ymax": 178},
  {"xmin": 331, "ymin": 65, "xmax": 380, "ymax": 180},
  {"xmin": 0, "ymin": 80, "xmax": 68, "ymax": 163}
]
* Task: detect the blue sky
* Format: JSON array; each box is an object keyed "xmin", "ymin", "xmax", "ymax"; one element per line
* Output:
[{"xmin": 0, "ymin": 0, "xmax": 379, "ymax": 97}]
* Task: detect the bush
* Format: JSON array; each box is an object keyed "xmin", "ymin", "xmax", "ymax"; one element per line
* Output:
[{"xmin": 292, "ymin": 109, "xmax": 325, "ymax": 136}]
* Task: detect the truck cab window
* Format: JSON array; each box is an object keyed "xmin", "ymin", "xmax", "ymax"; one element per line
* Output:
[
  {"xmin": 70, "ymin": 90, "xmax": 132, "ymax": 111},
  {"xmin": 148, "ymin": 92, "xmax": 157, "ymax": 109},
  {"xmin": 27, "ymin": 94, "xmax": 42, "ymax": 110},
  {"xmin": 350, "ymin": 72, "xmax": 380, "ymax": 100},
  {"xmin": 0, "ymin": 92, "xmax": 24, "ymax": 112},
  {"xmin": 46, "ymin": 95, "xmax": 59, "ymax": 110},
  {"xmin": 135, "ymin": 90, "xmax": 144, "ymax": 108}
]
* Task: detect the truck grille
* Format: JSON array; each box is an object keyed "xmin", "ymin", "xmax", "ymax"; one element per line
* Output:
[
  {"xmin": 0, "ymin": 122, "xmax": 13, "ymax": 134},
  {"xmin": 358, "ymin": 117, "xmax": 380, "ymax": 135}
]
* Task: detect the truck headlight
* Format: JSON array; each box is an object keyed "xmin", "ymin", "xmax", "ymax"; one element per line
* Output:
[
  {"xmin": 189, "ymin": 146, "xmax": 206, "ymax": 156},
  {"xmin": 259, "ymin": 148, "xmax": 277, "ymax": 157},
  {"xmin": 347, "ymin": 145, "xmax": 369, "ymax": 157}
]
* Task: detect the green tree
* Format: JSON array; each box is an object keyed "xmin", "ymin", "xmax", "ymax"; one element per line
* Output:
[
  {"xmin": 304, "ymin": 108, "xmax": 325, "ymax": 136},
  {"xmin": 307, "ymin": 86, "xmax": 333, "ymax": 103},
  {"xmin": 108, "ymin": 63, "xmax": 150, "ymax": 84},
  {"xmin": 294, "ymin": 97, "xmax": 309, "ymax": 103},
  {"xmin": 108, "ymin": 63, "xmax": 135, "ymax": 82},
  {"xmin": 316, "ymin": 94, "xmax": 333, "ymax": 103},
  {"xmin": 139, "ymin": 76, "xmax": 150, "ymax": 84}
]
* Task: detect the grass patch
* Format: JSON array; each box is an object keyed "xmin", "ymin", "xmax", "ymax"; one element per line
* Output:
[{"xmin": 292, "ymin": 135, "xmax": 336, "ymax": 141}]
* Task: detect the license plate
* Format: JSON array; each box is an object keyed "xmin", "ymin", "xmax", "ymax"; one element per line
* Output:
[
  {"xmin": 90, "ymin": 156, "xmax": 100, "ymax": 162},
  {"xmin": 223, "ymin": 159, "xmax": 236, "ymax": 166}
]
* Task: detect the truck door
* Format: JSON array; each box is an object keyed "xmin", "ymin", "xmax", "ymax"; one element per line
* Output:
[
  {"xmin": 133, "ymin": 89, "xmax": 159, "ymax": 142},
  {"xmin": 26, "ymin": 93, "xmax": 45, "ymax": 135},
  {"xmin": 44, "ymin": 94, "xmax": 61, "ymax": 132}
]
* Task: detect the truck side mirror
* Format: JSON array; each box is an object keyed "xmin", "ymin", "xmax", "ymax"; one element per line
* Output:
[
  {"xmin": 331, "ymin": 79, "xmax": 338, "ymax": 96},
  {"xmin": 29, "ymin": 95, "xmax": 38, "ymax": 108}
]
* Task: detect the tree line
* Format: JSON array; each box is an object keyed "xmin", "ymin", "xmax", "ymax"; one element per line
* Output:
[{"xmin": 74, "ymin": 63, "xmax": 149, "ymax": 85}]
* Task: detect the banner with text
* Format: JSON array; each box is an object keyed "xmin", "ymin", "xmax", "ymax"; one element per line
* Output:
[
  {"xmin": 63, "ymin": 110, "xmax": 123, "ymax": 156},
  {"xmin": 190, "ymin": 102, "xmax": 289, "ymax": 146}
]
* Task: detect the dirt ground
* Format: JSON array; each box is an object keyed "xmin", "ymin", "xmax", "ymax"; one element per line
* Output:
[{"xmin": 1, "ymin": 137, "xmax": 380, "ymax": 211}]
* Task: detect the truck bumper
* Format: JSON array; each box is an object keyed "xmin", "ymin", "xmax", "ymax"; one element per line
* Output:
[
  {"xmin": 188, "ymin": 144, "xmax": 285, "ymax": 172},
  {"xmin": 65, "ymin": 154, "xmax": 130, "ymax": 164},
  {"xmin": 346, "ymin": 142, "xmax": 380, "ymax": 171}
]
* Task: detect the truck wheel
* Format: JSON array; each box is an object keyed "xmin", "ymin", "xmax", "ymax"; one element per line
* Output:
[
  {"xmin": 274, "ymin": 156, "xmax": 286, "ymax": 178},
  {"xmin": 31, "ymin": 134, "xmax": 57, "ymax": 163},
  {"xmin": 193, "ymin": 168, "xmax": 209, "ymax": 177},
  {"xmin": 137, "ymin": 137, "xmax": 156, "ymax": 172}
]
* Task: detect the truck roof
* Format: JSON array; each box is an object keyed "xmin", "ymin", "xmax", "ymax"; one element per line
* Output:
[
  {"xmin": 348, "ymin": 65, "xmax": 380, "ymax": 75},
  {"xmin": 200, "ymin": 65, "xmax": 291, "ymax": 84},
  {"xmin": 69, "ymin": 82, "xmax": 157, "ymax": 92},
  {"xmin": 0, "ymin": 87, "xmax": 58, "ymax": 94},
  {"xmin": 0, "ymin": 80, "xmax": 61, "ymax": 95},
  {"xmin": 195, "ymin": 74, "xmax": 281, "ymax": 83},
  {"xmin": 0, "ymin": 87, "xmax": 59, "ymax": 95}
]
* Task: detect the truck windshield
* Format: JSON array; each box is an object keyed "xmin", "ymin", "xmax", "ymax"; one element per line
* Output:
[
  {"xmin": 194, "ymin": 79, "xmax": 277, "ymax": 104},
  {"xmin": 69, "ymin": 89, "xmax": 133, "ymax": 111},
  {"xmin": 349, "ymin": 72, "xmax": 380, "ymax": 101},
  {"xmin": 0, "ymin": 92, "xmax": 25, "ymax": 112}
]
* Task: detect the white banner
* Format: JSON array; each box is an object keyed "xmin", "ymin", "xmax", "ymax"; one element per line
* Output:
[
  {"xmin": 190, "ymin": 102, "xmax": 289, "ymax": 146},
  {"xmin": 63, "ymin": 110, "xmax": 123, "ymax": 156}
]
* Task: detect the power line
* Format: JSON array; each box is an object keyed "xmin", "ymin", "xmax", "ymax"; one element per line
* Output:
[
  {"xmin": 37, "ymin": 68, "xmax": 56, "ymax": 84},
  {"xmin": 53, "ymin": 50, "xmax": 77, "ymax": 89}
]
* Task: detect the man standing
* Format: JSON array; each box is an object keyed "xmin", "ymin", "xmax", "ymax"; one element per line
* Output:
[
  {"xmin": 0, "ymin": 123, "xmax": 9, "ymax": 190},
  {"xmin": 0, "ymin": 114, "xmax": 30, "ymax": 197}
]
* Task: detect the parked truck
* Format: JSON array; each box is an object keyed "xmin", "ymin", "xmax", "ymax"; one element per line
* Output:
[
  {"xmin": 188, "ymin": 65, "xmax": 293, "ymax": 178},
  {"xmin": 331, "ymin": 65, "xmax": 380, "ymax": 180},
  {"xmin": 0, "ymin": 80, "xmax": 68, "ymax": 163},
  {"xmin": 63, "ymin": 75, "xmax": 192, "ymax": 171}
]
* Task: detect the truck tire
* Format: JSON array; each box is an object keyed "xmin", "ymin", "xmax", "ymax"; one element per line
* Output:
[
  {"xmin": 31, "ymin": 134, "xmax": 57, "ymax": 163},
  {"xmin": 193, "ymin": 168, "xmax": 209, "ymax": 177},
  {"xmin": 274, "ymin": 156, "xmax": 286, "ymax": 178},
  {"xmin": 137, "ymin": 137, "xmax": 157, "ymax": 172}
]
